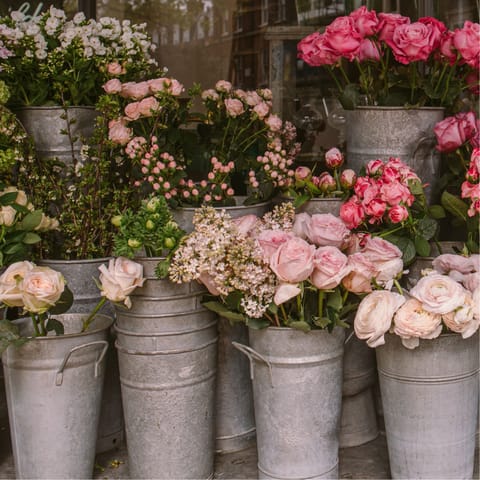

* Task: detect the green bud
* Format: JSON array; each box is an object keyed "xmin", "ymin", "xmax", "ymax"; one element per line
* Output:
[
  {"xmin": 146, "ymin": 197, "xmax": 160, "ymax": 212},
  {"xmin": 146, "ymin": 219, "xmax": 155, "ymax": 230},
  {"xmin": 127, "ymin": 239, "xmax": 141, "ymax": 249},
  {"xmin": 111, "ymin": 215, "xmax": 122, "ymax": 227},
  {"xmin": 164, "ymin": 237, "xmax": 175, "ymax": 249}
]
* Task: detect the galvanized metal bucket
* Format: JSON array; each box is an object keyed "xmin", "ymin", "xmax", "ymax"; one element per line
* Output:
[
  {"xmin": 276, "ymin": 196, "xmax": 343, "ymax": 217},
  {"xmin": 14, "ymin": 106, "xmax": 98, "ymax": 166},
  {"xmin": 2, "ymin": 313, "xmax": 112, "ymax": 479},
  {"xmin": 376, "ymin": 332, "xmax": 479, "ymax": 479},
  {"xmin": 215, "ymin": 318, "xmax": 256, "ymax": 454},
  {"xmin": 345, "ymin": 107, "xmax": 444, "ymax": 202},
  {"xmin": 234, "ymin": 326, "xmax": 345, "ymax": 480},
  {"xmin": 114, "ymin": 257, "xmax": 218, "ymax": 479},
  {"xmin": 39, "ymin": 258, "xmax": 123, "ymax": 453}
]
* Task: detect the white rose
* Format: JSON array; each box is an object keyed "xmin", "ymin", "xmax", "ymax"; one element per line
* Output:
[
  {"xmin": 393, "ymin": 298, "xmax": 443, "ymax": 349},
  {"xmin": 354, "ymin": 290, "xmax": 406, "ymax": 348},
  {"xmin": 98, "ymin": 257, "xmax": 144, "ymax": 308},
  {"xmin": 0, "ymin": 261, "xmax": 35, "ymax": 308},
  {"xmin": 409, "ymin": 273, "xmax": 467, "ymax": 315},
  {"xmin": 0, "ymin": 206, "xmax": 16, "ymax": 226},
  {"xmin": 22, "ymin": 266, "xmax": 65, "ymax": 314}
]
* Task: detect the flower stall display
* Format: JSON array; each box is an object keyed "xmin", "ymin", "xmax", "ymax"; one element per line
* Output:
[
  {"xmin": 353, "ymin": 253, "xmax": 479, "ymax": 479},
  {"xmin": 0, "ymin": 257, "xmax": 144, "ymax": 479}
]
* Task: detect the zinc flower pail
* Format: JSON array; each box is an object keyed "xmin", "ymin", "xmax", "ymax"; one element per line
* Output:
[
  {"xmin": 2, "ymin": 313, "xmax": 112, "ymax": 479},
  {"xmin": 234, "ymin": 326, "xmax": 345, "ymax": 480},
  {"xmin": 114, "ymin": 257, "xmax": 218, "ymax": 479},
  {"xmin": 376, "ymin": 332, "xmax": 479, "ymax": 479}
]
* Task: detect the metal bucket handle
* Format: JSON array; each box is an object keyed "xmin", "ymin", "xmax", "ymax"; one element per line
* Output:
[
  {"xmin": 412, "ymin": 135, "xmax": 437, "ymax": 176},
  {"xmin": 56, "ymin": 340, "xmax": 109, "ymax": 386},
  {"xmin": 232, "ymin": 341, "xmax": 274, "ymax": 387}
]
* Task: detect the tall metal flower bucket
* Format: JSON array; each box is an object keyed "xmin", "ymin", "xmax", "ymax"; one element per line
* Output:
[
  {"xmin": 345, "ymin": 107, "xmax": 444, "ymax": 202},
  {"xmin": 39, "ymin": 258, "xmax": 123, "ymax": 454},
  {"xmin": 114, "ymin": 257, "xmax": 218, "ymax": 479},
  {"xmin": 376, "ymin": 332, "xmax": 479, "ymax": 479},
  {"xmin": 234, "ymin": 326, "xmax": 345, "ymax": 480},
  {"xmin": 2, "ymin": 313, "xmax": 112, "ymax": 479}
]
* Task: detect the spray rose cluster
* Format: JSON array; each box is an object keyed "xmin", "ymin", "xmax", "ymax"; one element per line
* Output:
[
  {"xmin": 462, "ymin": 148, "xmax": 480, "ymax": 217},
  {"xmin": 169, "ymin": 202, "xmax": 403, "ymax": 331},
  {"xmin": 297, "ymin": 6, "xmax": 479, "ymax": 109},
  {"xmin": 354, "ymin": 253, "xmax": 480, "ymax": 350}
]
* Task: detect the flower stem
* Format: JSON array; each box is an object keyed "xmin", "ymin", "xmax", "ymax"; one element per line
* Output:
[
  {"xmin": 318, "ymin": 290, "xmax": 324, "ymax": 318},
  {"xmin": 81, "ymin": 296, "xmax": 107, "ymax": 332}
]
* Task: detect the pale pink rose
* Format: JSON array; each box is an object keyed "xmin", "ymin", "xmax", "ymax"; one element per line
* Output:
[
  {"xmin": 166, "ymin": 78, "xmax": 184, "ymax": 96},
  {"xmin": 311, "ymin": 246, "xmax": 351, "ymax": 289},
  {"xmin": 124, "ymin": 101, "xmax": 142, "ymax": 120},
  {"xmin": 434, "ymin": 111, "xmax": 478, "ymax": 153},
  {"xmin": 345, "ymin": 232, "xmax": 370, "ymax": 254},
  {"xmin": 349, "ymin": 6, "xmax": 379, "ymax": 36},
  {"xmin": 22, "ymin": 266, "xmax": 65, "ymax": 314},
  {"xmin": 358, "ymin": 38, "xmax": 381, "ymax": 61},
  {"xmin": 340, "ymin": 169, "xmax": 357, "ymax": 189},
  {"xmin": 233, "ymin": 214, "xmax": 259, "ymax": 236},
  {"xmin": 453, "ymin": 21, "xmax": 480, "ymax": 68},
  {"xmin": 297, "ymin": 31, "xmax": 341, "ymax": 66},
  {"xmin": 198, "ymin": 271, "xmax": 221, "ymax": 296},
  {"xmin": 380, "ymin": 181, "xmax": 414, "ymax": 206},
  {"xmin": 265, "ymin": 114, "xmax": 282, "ymax": 132},
  {"xmin": 304, "ymin": 213, "xmax": 351, "ymax": 248},
  {"xmin": 340, "ymin": 197, "xmax": 365, "ymax": 229},
  {"xmin": 253, "ymin": 101, "xmax": 270, "ymax": 119},
  {"xmin": 292, "ymin": 212, "xmax": 311, "ymax": 240},
  {"xmin": 388, "ymin": 204, "xmax": 409, "ymax": 223},
  {"xmin": 107, "ymin": 61, "xmax": 125, "ymax": 75},
  {"xmin": 215, "ymin": 80, "xmax": 232, "ymax": 92},
  {"xmin": 324, "ymin": 16, "xmax": 362, "ymax": 61},
  {"xmin": 432, "ymin": 253, "xmax": 478, "ymax": 274},
  {"xmin": 108, "ymin": 121, "xmax": 132, "ymax": 145},
  {"xmin": 442, "ymin": 292, "xmax": 479, "ymax": 338},
  {"xmin": 138, "ymin": 96, "xmax": 161, "ymax": 116},
  {"xmin": 393, "ymin": 298, "xmax": 443, "ymax": 349},
  {"xmin": 148, "ymin": 78, "xmax": 168, "ymax": 93},
  {"xmin": 361, "ymin": 237, "xmax": 403, "ymax": 285},
  {"xmin": 325, "ymin": 147, "xmax": 344, "ymax": 169},
  {"xmin": 269, "ymin": 237, "xmax": 316, "ymax": 283},
  {"xmin": 409, "ymin": 273, "xmax": 468, "ymax": 314},
  {"xmin": 342, "ymin": 252, "xmax": 377, "ymax": 294},
  {"xmin": 0, "ymin": 205, "xmax": 16, "ymax": 226},
  {"xmin": 120, "ymin": 81, "xmax": 150, "ymax": 100},
  {"xmin": 256, "ymin": 229, "xmax": 294, "ymax": 262},
  {"xmin": 224, "ymin": 98, "xmax": 244, "ymax": 117},
  {"xmin": 103, "ymin": 78, "xmax": 122, "ymax": 94},
  {"xmin": 274, "ymin": 283, "xmax": 301, "ymax": 305},
  {"xmin": 377, "ymin": 12, "xmax": 410, "ymax": 43},
  {"xmin": 354, "ymin": 290, "xmax": 406, "ymax": 348},
  {"xmin": 0, "ymin": 261, "xmax": 35, "ymax": 307},
  {"xmin": 245, "ymin": 91, "xmax": 262, "ymax": 106}
]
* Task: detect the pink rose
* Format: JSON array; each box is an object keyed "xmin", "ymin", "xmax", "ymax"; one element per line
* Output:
[
  {"xmin": 274, "ymin": 283, "xmax": 301, "ymax": 306},
  {"xmin": 393, "ymin": 298, "xmax": 443, "ymax": 349},
  {"xmin": 340, "ymin": 197, "xmax": 365, "ymax": 229},
  {"xmin": 124, "ymin": 101, "xmax": 142, "ymax": 120},
  {"xmin": 453, "ymin": 21, "xmax": 480, "ymax": 68},
  {"xmin": 388, "ymin": 204, "xmax": 409, "ymax": 223},
  {"xmin": 304, "ymin": 213, "xmax": 351, "ymax": 248},
  {"xmin": 439, "ymin": 30, "xmax": 457, "ymax": 64},
  {"xmin": 361, "ymin": 237, "xmax": 404, "ymax": 285},
  {"xmin": 291, "ymin": 212, "xmax": 310, "ymax": 240},
  {"xmin": 342, "ymin": 252, "xmax": 377, "ymax": 294},
  {"xmin": 265, "ymin": 114, "xmax": 282, "ymax": 132},
  {"xmin": 418, "ymin": 16, "xmax": 447, "ymax": 50},
  {"xmin": 354, "ymin": 290, "xmax": 406, "ymax": 348},
  {"xmin": 198, "ymin": 271, "xmax": 221, "ymax": 296},
  {"xmin": 269, "ymin": 237, "xmax": 316, "ymax": 283},
  {"xmin": 103, "ymin": 79, "xmax": 122, "ymax": 94},
  {"xmin": 380, "ymin": 181, "xmax": 414, "ymax": 207},
  {"xmin": 434, "ymin": 111, "xmax": 478, "ymax": 153},
  {"xmin": 120, "ymin": 81, "xmax": 150, "ymax": 100},
  {"xmin": 358, "ymin": 38, "xmax": 381, "ymax": 61},
  {"xmin": 148, "ymin": 78, "xmax": 168, "ymax": 93},
  {"xmin": 215, "ymin": 80, "xmax": 232, "ymax": 92},
  {"xmin": 108, "ymin": 120, "xmax": 132, "ymax": 145},
  {"xmin": 253, "ymin": 102, "xmax": 270, "ymax": 120},
  {"xmin": 442, "ymin": 292, "xmax": 479, "ymax": 338},
  {"xmin": 432, "ymin": 253, "xmax": 478, "ymax": 274},
  {"xmin": 345, "ymin": 232, "xmax": 370, "ymax": 254},
  {"xmin": 138, "ymin": 97, "xmax": 161, "ymax": 117},
  {"xmin": 165, "ymin": 78, "xmax": 184, "ymax": 96},
  {"xmin": 294, "ymin": 166, "xmax": 312, "ymax": 182},
  {"xmin": 311, "ymin": 246, "xmax": 351, "ymax": 289},
  {"xmin": 297, "ymin": 32, "xmax": 341, "ymax": 66},
  {"xmin": 107, "ymin": 62, "xmax": 125, "ymax": 75},
  {"xmin": 366, "ymin": 159, "xmax": 385, "ymax": 176},
  {"xmin": 233, "ymin": 214, "xmax": 259, "ymax": 236},
  {"xmin": 325, "ymin": 147, "xmax": 344, "ymax": 169},
  {"xmin": 387, "ymin": 22, "xmax": 434, "ymax": 64},
  {"xmin": 224, "ymin": 98, "xmax": 244, "ymax": 117},
  {"xmin": 257, "ymin": 229, "xmax": 294, "ymax": 262},
  {"xmin": 324, "ymin": 16, "xmax": 362, "ymax": 60},
  {"xmin": 377, "ymin": 12, "xmax": 410, "ymax": 43},
  {"xmin": 340, "ymin": 169, "xmax": 357, "ymax": 189},
  {"xmin": 349, "ymin": 6, "xmax": 379, "ymax": 36}
]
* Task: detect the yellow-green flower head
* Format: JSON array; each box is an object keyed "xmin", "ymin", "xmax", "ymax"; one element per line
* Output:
[
  {"xmin": 145, "ymin": 219, "xmax": 155, "ymax": 230},
  {"xmin": 127, "ymin": 238, "xmax": 141, "ymax": 249},
  {"xmin": 146, "ymin": 196, "xmax": 161, "ymax": 212},
  {"xmin": 111, "ymin": 215, "xmax": 122, "ymax": 227},
  {"xmin": 0, "ymin": 81, "xmax": 10, "ymax": 105}
]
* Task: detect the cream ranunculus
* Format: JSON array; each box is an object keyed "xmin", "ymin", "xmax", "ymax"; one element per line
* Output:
[
  {"xmin": 21, "ymin": 266, "xmax": 66, "ymax": 314},
  {"xmin": 442, "ymin": 292, "xmax": 480, "ymax": 339},
  {"xmin": 409, "ymin": 273, "xmax": 468, "ymax": 314},
  {"xmin": 432, "ymin": 253, "xmax": 479, "ymax": 274},
  {"xmin": 393, "ymin": 298, "xmax": 443, "ymax": 349},
  {"xmin": 354, "ymin": 290, "xmax": 406, "ymax": 348},
  {"xmin": 98, "ymin": 257, "xmax": 145, "ymax": 308},
  {"xmin": 0, "ymin": 261, "xmax": 35, "ymax": 308}
]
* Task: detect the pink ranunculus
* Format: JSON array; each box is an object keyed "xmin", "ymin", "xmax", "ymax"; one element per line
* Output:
[
  {"xmin": 304, "ymin": 213, "xmax": 351, "ymax": 248},
  {"xmin": 292, "ymin": 212, "xmax": 311, "ymax": 240},
  {"xmin": 269, "ymin": 237, "xmax": 315, "ymax": 283},
  {"xmin": 393, "ymin": 298, "xmax": 443, "ymax": 349},
  {"xmin": 380, "ymin": 181, "xmax": 414, "ymax": 207},
  {"xmin": 103, "ymin": 78, "xmax": 122, "ymax": 94},
  {"xmin": 297, "ymin": 31, "xmax": 341, "ymax": 66},
  {"xmin": 388, "ymin": 204, "xmax": 409, "ymax": 223},
  {"xmin": 342, "ymin": 252, "xmax": 377, "ymax": 294},
  {"xmin": 311, "ymin": 246, "xmax": 351, "ymax": 289},
  {"xmin": 432, "ymin": 253, "xmax": 478, "ymax": 274},
  {"xmin": 265, "ymin": 114, "xmax": 283, "ymax": 132},
  {"xmin": 233, "ymin": 214, "xmax": 259, "ymax": 236},
  {"xmin": 108, "ymin": 121, "xmax": 133, "ymax": 145},
  {"xmin": 120, "ymin": 81, "xmax": 150, "ymax": 100},
  {"xmin": 387, "ymin": 21, "xmax": 434, "ymax": 64},
  {"xmin": 253, "ymin": 101, "xmax": 270, "ymax": 120},
  {"xmin": 340, "ymin": 197, "xmax": 365, "ymax": 229},
  {"xmin": 434, "ymin": 111, "xmax": 478, "ymax": 153},
  {"xmin": 0, "ymin": 261, "xmax": 35, "ymax": 307},
  {"xmin": 257, "ymin": 229, "xmax": 294, "ymax": 262},
  {"xmin": 463, "ymin": 271, "xmax": 480, "ymax": 293},
  {"xmin": 224, "ymin": 98, "xmax": 244, "ymax": 117},
  {"xmin": 377, "ymin": 12, "xmax": 410, "ymax": 43},
  {"xmin": 325, "ymin": 147, "xmax": 344, "ymax": 169},
  {"xmin": 340, "ymin": 169, "xmax": 357, "ymax": 189},
  {"xmin": 107, "ymin": 62, "xmax": 125, "ymax": 75},
  {"xmin": 473, "ymin": 287, "xmax": 480, "ymax": 319},
  {"xmin": 453, "ymin": 21, "xmax": 480, "ymax": 68},
  {"xmin": 409, "ymin": 273, "xmax": 468, "ymax": 314},
  {"xmin": 418, "ymin": 16, "xmax": 447, "ymax": 50},
  {"xmin": 274, "ymin": 283, "xmax": 301, "ymax": 305},
  {"xmin": 442, "ymin": 292, "xmax": 479, "ymax": 338},
  {"xmin": 354, "ymin": 290, "xmax": 406, "ymax": 348},
  {"xmin": 124, "ymin": 101, "xmax": 142, "ymax": 120},
  {"xmin": 324, "ymin": 15, "xmax": 362, "ymax": 60},
  {"xmin": 358, "ymin": 38, "xmax": 381, "ymax": 61},
  {"xmin": 137, "ymin": 96, "xmax": 161, "ymax": 117},
  {"xmin": 349, "ymin": 6, "xmax": 379, "ymax": 36}
]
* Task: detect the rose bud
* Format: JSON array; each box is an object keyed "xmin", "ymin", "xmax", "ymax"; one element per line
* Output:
[
  {"xmin": 325, "ymin": 147, "xmax": 344, "ymax": 169},
  {"xmin": 294, "ymin": 166, "xmax": 312, "ymax": 187},
  {"xmin": 317, "ymin": 172, "xmax": 336, "ymax": 193},
  {"xmin": 340, "ymin": 169, "xmax": 357, "ymax": 189}
]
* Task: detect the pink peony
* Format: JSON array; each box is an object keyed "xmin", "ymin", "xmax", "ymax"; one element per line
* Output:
[
  {"xmin": 340, "ymin": 197, "xmax": 365, "ymax": 229},
  {"xmin": 340, "ymin": 169, "xmax": 357, "ymax": 189}
]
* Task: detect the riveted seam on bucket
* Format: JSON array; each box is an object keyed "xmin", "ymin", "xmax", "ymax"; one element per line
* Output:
[
  {"xmin": 378, "ymin": 367, "xmax": 479, "ymax": 384},
  {"xmin": 257, "ymin": 460, "xmax": 338, "ymax": 479},
  {"xmin": 114, "ymin": 318, "xmax": 217, "ymax": 337},
  {"xmin": 119, "ymin": 368, "xmax": 216, "ymax": 390},
  {"xmin": 114, "ymin": 336, "xmax": 218, "ymax": 355}
]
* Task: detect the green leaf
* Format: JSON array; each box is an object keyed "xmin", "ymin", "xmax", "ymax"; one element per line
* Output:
[
  {"xmin": 202, "ymin": 301, "xmax": 230, "ymax": 315},
  {"xmin": 0, "ymin": 191, "xmax": 18, "ymax": 205},
  {"xmin": 417, "ymin": 217, "xmax": 438, "ymax": 240},
  {"xmin": 313, "ymin": 316, "xmax": 331, "ymax": 329},
  {"xmin": 19, "ymin": 210, "xmax": 43, "ymax": 230},
  {"xmin": 288, "ymin": 320, "xmax": 311, "ymax": 332},
  {"xmin": 428, "ymin": 204, "xmax": 446, "ymax": 219},
  {"xmin": 217, "ymin": 310, "xmax": 246, "ymax": 323},
  {"xmin": 48, "ymin": 286, "xmax": 73, "ymax": 315},
  {"xmin": 441, "ymin": 191, "xmax": 468, "ymax": 222},
  {"xmin": 3, "ymin": 243, "xmax": 23, "ymax": 255},
  {"xmin": 154, "ymin": 260, "xmax": 170, "ymax": 279},
  {"xmin": 225, "ymin": 291, "xmax": 243, "ymax": 311},
  {"xmin": 246, "ymin": 317, "xmax": 270, "ymax": 329},
  {"xmin": 326, "ymin": 289, "xmax": 342, "ymax": 312},
  {"xmin": 46, "ymin": 317, "xmax": 64, "ymax": 335},
  {"xmin": 414, "ymin": 236, "xmax": 431, "ymax": 257},
  {"xmin": 0, "ymin": 319, "xmax": 28, "ymax": 354},
  {"xmin": 22, "ymin": 232, "xmax": 42, "ymax": 244}
]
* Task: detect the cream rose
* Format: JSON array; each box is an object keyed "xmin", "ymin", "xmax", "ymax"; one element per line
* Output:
[
  {"xmin": 22, "ymin": 266, "xmax": 66, "ymax": 314},
  {"xmin": 354, "ymin": 290, "xmax": 406, "ymax": 348},
  {"xmin": 393, "ymin": 298, "xmax": 443, "ymax": 349},
  {"xmin": 442, "ymin": 292, "xmax": 479, "ymax": 339},
  {"xmin": 98, "ymin": 257, "xmax": 145, "ymax": 308},
  {"xmin": 409, "ymin": 273, "xmax": 468, "ymax": 314},
  {"xmin": 0, "ymin": 205, "xmax": 17, "ymax": 226},
  {"xmin": 0, "ymin": 261, "xmax": 35, "ymax": 308}
]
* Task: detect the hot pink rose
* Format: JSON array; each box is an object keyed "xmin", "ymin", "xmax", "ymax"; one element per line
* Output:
[
  {"xmin": 418, "ymin": 16, "xmax": 447, "ymax": 50},
  {"xmin": 297, "ymin": 32, "xmax": 341, "ymax": 66},
  {"xmin": 388, "ymin": 204, "xmax": 409, "ymax": 223},
  {"xmin": 120, "ymin": 81, "xmax": 150, "ymax": 100},
  {"xmin": 103, "ymin": 79, "xmax": 122, "ymax": 94},
  {"xmin": 358, "ymin": 38, "xmax": 381, "ymax": 61},
  {"xmin": 325, "ymin": 147, "xmax": 344, "ymax": 168},
  {"xmin": 340, "ymin": 197, "xmax": 365, "ymax": 229},
  {"xmin": 269, "ymin": 237, "xmax": 315, "ymax": 283},
  {"xmin": 257, "ymin": 229, "xmax": 294, "ymax": 262},
  {"xmin": 453, "ymin": 21, "xmax": 480, "ymax": 68},
  {"xmin": 377, "ymin": 12, "xmax": 410, "ymax": 43},
  {"xmin": 311, "ymin": 246, "xmax": 350, "ymax": 289},
  {"xmin": 324, "ymin": 16, "xmax": 362, "ymax": 60},
  {"xmin": 434, "ymin": 111, "xmax": 478, "ymax": 153},
  {"xmin": 387, "ymin": 22, "xmax": 434, "ymax": 64},
  {"xmin": 340, "ymin": 169, "xmax": 357, "ymax": 189},
  {"xmin": 354, "ymin": 176, "xmax": 373, "ymax": 197},
  {"xmin": 380, "ymin": 181, "xmax": 414, "ymax": 207},
  {"xmin": 342, "ymin": 252, "xmax": 377, "ymax": 294},
  {"xmin": 224, "ymin": 98, "xmax": 244, "ymax": 117},
  {"xmin": 304, "ymin": 213, "xmax": 351, "ymax": 248},
  {"xmin": 349, "ymin": 6, "xmax": 379, "ymax": 36},
  {"xmin": 138, "ymin": 97, "xmax": 161, "ymax": 117}
]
